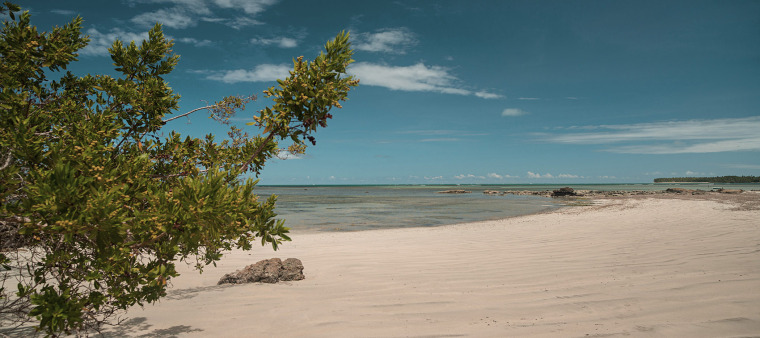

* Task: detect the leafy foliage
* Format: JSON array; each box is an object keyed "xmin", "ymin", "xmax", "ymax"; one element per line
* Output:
[{"xmin": 0, "ymin": 3, "xmax": 358, "ymax": 336}]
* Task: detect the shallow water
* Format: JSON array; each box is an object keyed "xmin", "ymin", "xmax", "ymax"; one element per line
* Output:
[
  {"xmin": 253, "ymin": 183, "xmax": 759, "ymax": 233},
  {"xmin": 253, "ymin": 185, "xmax": 559, "ymax": 232}
]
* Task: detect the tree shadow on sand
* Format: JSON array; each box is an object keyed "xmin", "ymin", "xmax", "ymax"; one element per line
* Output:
[
  {"xmin": 102, "ymin": 317, "xmax": 203, "ymax": 337},
  {"xmin": 0, "ymin": 325, "xmax": 38, "ymax": 337},
  {"xmin": 0, "ymin": 317, "xmax": 203, "ymax": 338},
  {"xmin": 164, "ymin": 283, "xmax": 235, "ymax": 301}
]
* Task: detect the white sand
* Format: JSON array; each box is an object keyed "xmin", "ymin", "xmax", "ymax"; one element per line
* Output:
[{"xmin": 108, "ymin": 197, "xmax": 760, "ymax": 337}]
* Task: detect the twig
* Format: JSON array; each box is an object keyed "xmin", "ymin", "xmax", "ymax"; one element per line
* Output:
[
  {"xmin": 150, "ymin": 168, "xmax": 209, "ymax": 179},
  {"xmin": 0, "ymin": 149, "xmax": 12, "ymax": 171},
  {"xmin": 162, "ymin": 105, "xmax": 216, "ymax": 124},
  {"xmin": 240, "ymin": 132, "xmax": 275, "ymax": 173}
]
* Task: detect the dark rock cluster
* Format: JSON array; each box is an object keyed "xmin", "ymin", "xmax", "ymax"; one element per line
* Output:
[
  {"xmin": 218, "ymin": 258, "xmax": 305, "ymax": 285},
  {"xmin": 551, "ymin": 187, "xmax": 577, "ymax": 197},
  {"xmin": 436, "ymin": 190, "xmax": 472, "ymax": 194},
  {"xmin": 484, "ymin": 188, "xmax": 747, "ymax": 198}
]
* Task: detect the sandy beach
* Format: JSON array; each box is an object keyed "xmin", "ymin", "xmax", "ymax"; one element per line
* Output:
[{"xmin": 105, "ymin": 194, "xmax": 760, "ymax": 337}]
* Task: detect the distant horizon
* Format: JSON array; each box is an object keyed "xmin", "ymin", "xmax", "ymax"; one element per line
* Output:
[{"xmin": 256, "ymin": 181, "xmax": 760, "ymax": 187}]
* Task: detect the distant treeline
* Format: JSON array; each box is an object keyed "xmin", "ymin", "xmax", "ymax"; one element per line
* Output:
[{"xmin": 654, "ymin": 176, "xmax": 760, "ymax": 183}]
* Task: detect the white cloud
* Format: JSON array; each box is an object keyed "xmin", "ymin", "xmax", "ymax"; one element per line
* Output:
[
  {"xmin": 454, "ymin": 174, "xmax": 486, "ymax": 180},
  {"xmin": 684, "ymin": 170, "xmax": 709, "ymax": 176},
  {"xmin": 475, "ymin": 91, "xmax": 503, "ymax": 99},
  {"xmin": 212, "ymin": 0, "xmax": 278, "ymax": 15},
  {"xmin": 354, "ymin": 28, "xmax": 417, "ymax": 54},
  {"xmin": 526, "ymin": 172, "xmax": 581, "ymax": 179},
  {"xmin": 223, "ymin": 16, "xmax": 264, "ymax": 29},
  {"xmin": 132, "ymin": 8, "xmax": 196, "ymax": 29},
  {"xmin": 543, "ymin": 117, "xmax": 760, "ymax": 154},
  {"xmin": 206, "ymin": 64, "xmax": 290, "ymax": 83},
  {"xmin": 251, "ymin": 36, "xmax": 298, "ymax": 48},
  {"xmin": 50, "ymin": 9, "xmax": 76, "ymax": 15},
  {"xmin": 486, "ymin": 173, "xmax": 519, "ymax": 179},
  {"xmin": 178, "ymin": 37, "xmax": 213, "ymax": 47},
  {"xmin": 501, "ymin": 108, "xmax": 528, "ymax": 117},
  {"xmin": 276, "ymin": 149, "xmax": 302, "ymax": 160},
  {"xmin": 557, "ymin": 174, "xmax": 580, "ymax": 179},
  {"xmin": 527, "ymin": 171, "xmax": 553, "ymax": 179},
  {"xmin": 611, "ymin": 138, "xmax": 760, "ymax": 154},
  {"xmin": 128, "ymin": 0, "xmax": 277, "ymax": 30},
  {"xmin": 128, "ymin": 0, "xmax": 210, "ymax": 12},
  {"xmin": 80, "ymin": 28, "xmax": 150, "ymax": 56},
  {"xmin": 349, "ymin": 62, "xmax": 498, "ymax": 99},
  {"xmin": 350, "ymin": 62, "xmax": 460, "ymax": 93}
]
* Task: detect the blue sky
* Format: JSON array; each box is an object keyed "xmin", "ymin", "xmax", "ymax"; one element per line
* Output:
[{"xmin": 23, "ymin": 0, "xmax": 760, "ymax": 184}]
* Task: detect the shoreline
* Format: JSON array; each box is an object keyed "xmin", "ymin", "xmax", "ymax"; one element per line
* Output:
[{"xmin": 92, "ymin": 192, "xmax": 760, "ymax": 337}]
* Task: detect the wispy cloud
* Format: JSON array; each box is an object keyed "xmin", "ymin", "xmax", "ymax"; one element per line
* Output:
[
  {"xmin": 724, "ymin": 163, "xmax": 760, "ymax": 170},
  {"xmin": 397, "ymin": 130, "xmax": 488, "ymax": 137},
  {"xmin": 454, "ymin": 172, "xmax": 519, "ymax": 180},
  {"xmin": 349, "ymin": 62, "xmax": 501, "ymax": 99},
  {"xmin": 488, "ymin": 173, "xmax": 518, "ymax": 179},
  {"xmin": 354, "ymin": 28, "xmax": 417, "ymax": 54},
  {"xmin": 420, "ymin": 138, "xmax": 460, "ymax": 142},
  {"xmin": 455, "ymin": 174, "xmax": 486, "ymax": 180},
  {"xmin": 475, "ymin": 91, "xmax": 502, "ymax": 99},
  {"xmin": 177, "ymin": 37, "xmax": 213, "ymax": 47},
  {"xmin": 223, "ymin": 16, "xmax": 265, "ymax": 29},
  {"xmin": 212, "ymin": 0, "xmax": 278, "ymax": 15},
  {"xmin": 527, "ymin": 171, "xmax": 552, "ymax": 179},
  {"xmin": 132, "ymin": 8, "xmax": 198, "ymax": 29},
  {"xmin": 375, "ymin": 130, "xmax": 487, "ymax": 144},
  {"xmin": 251, "ymin": 36, "xmax": 299, "ymax": 48},
  {"xmin": 80, "ymin": 28, "xmax": 150, "ymax": 56},
  {"xmin": 205, "ymin": 64, "xmax": 290, "ymax": 83},
  {"xmin": 128, "ymin": 0, "xmax": 277, "ymax": 30},
  {"xmin": 50, "ymin": 9, "xmax": 77, "ymax": 15},
  {"xmin": 276, "ymin": 149, "xmax": 303, "ymax": 160},
  {"xmin": 527, "ymin": 171, "xmax": 581, "ymax": 179},
  {"xmin": 501, "ymin": 108, "xmax": 528, "ymax": 117},
  {"xmin": 542, "ymin": 117, "xmax": 760, "ymax": 154}
]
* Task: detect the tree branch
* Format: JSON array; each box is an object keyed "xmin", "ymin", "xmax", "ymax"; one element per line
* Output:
[
  {"xmin": 162, "ymin": 105, "xmax": 215, "ymax": 124},
  {"xmin": 240, "ymin": 132, "xmax": 275, "ymax": 173},
  {"xmin": 150, "ymin": 168, "xmax": 208, "ymax": 180},
  {"xmin": 0, "ymin": 148, "xmax": 12, "ymax": 171}
]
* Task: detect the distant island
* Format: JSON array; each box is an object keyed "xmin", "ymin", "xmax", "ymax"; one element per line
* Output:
[{"xmin": 654, "ymin": 176, "xmax": 760, "ymax": 183}]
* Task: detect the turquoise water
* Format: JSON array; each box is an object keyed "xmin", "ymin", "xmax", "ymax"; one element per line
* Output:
[{"xmin": 254, "ymin": 183, "xmax": 760, "ymax": 233}]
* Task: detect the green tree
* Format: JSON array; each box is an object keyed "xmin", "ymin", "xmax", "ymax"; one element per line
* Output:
[{"xmin": 0, "ymin": 3, "xmax": 358, "ymax": 335}]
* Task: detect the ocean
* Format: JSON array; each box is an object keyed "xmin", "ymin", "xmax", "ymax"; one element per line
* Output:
[{"xmin": 254, "ymin": 183, "xmax": 759, "ymax": 233}]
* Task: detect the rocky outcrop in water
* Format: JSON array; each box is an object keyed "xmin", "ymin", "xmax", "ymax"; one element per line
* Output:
[
  {"xmin": 437, "ymin": 190, "xmax": 472, "ymax": 194},
  {"xmin": 551, "ymin": 187, "xmax": 577, "ymax": 197},
  {"xmin": 218, "ymin": 258, "xmax": 305, "ymax": 285},
  {"xmin": 716, "ymin": 188, "xmax": 743, "ymax": 194},
  {"xmin": 483, "ymin": 188, "xmax": 747, "ymax": 198}
]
